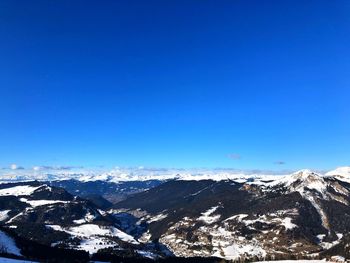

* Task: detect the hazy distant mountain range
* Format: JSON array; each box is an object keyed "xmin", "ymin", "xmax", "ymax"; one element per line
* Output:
[{"xmin": 1, "ymin": 165, "xmax": 349, "ymax": 183}]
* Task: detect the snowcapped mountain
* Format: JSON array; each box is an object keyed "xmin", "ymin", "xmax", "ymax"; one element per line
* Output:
[
  {"xmin": 257, "ymin": 170, "xmax": 350, "ymax": 236},
  {"xmin": 325, "ymin": 167, "xmax": 350, "ymax": 183},
  {"xmin": 0, "ymin": 166, "xmax": 288, "ymax": 184},
  {"xmin": 113, "ymin": 170, "xmax": 350, "ymax": 261},
  {"xmin": 2, "ymin": 165, "xmax": 349, "ymax": 185},
  {"xmin": 260, "ymin": 169, "xmax": 349, "ymax": 205},
  {"xmin": 0, "ymin": 168, "xmax": 350, "ymax": 262}
]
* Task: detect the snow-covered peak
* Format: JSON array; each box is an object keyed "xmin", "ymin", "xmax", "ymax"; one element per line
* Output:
[
  {"xmin": 269, "ymin": 169, "xmax": 328, "ymax": 195},
  {"xmin": 292, "ymin": 169, "xmax": 315, "ymax": 176},
  {"xmin": 288, "ymin": 170, "xmax": 327, "ymax": 192},
  {"xmin": 326, "ymin": 166, "xmax": 350, "ymax": 176},
  {"xmin": 325, "ymin": 166, "xmax": 350, "ymax": 183},
  {"xmin": 289, "ymin": 169, "xmax": 323, "ymax": 183}
]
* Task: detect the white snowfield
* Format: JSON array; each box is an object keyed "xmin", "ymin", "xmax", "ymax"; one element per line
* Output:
[
  {"xmin": 19, "ymin": 198, "xmax": 70, "ymax": 207},
  {"xmin": 214, "ymin": 243, "xmax": 267, "ymax": 260},
  {"xmin": 147, "ymin": 213, "xmax": 168, "ymax": 223},
  {"xmin": 48, "ymin": 224, "xmax": 138, "ymax": 243},
  {"xmin": 46, "ymin": 223, "xmax": 138, "ymax": 253},
  {"xmin": 198, "ymin": 206, "xmax": 221, "ymax": 224},
  {"xmin": 71, "ymin": 224, "xmax": 136, "ymax": 242},
  {"xmin": 0, "ymin": 185, "xmax": 41, "ymax": 196},
  {"xmin": 0, "ymin": 210, "xmax": 11, "ymax": 221}
]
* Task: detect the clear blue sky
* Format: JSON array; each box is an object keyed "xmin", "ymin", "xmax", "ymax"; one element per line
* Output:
[{"xmin": 0, "ymin": 0, "xmax": 349, "ymax": 170}]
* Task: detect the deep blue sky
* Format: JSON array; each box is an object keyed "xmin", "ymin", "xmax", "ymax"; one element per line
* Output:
[{"xmin": 0, "ymin": 0, "xmax": 349, "ymax": 170}]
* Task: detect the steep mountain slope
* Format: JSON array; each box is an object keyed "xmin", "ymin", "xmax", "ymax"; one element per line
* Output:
[
  {"xmin": 82, "ymin": 194, "xmax": 113, "ymax": 209},
  {"xmin": 113, "ymin": 171, "xmax": 350, "ymax": 261},
  {"xmin": 261, "ymin": 170, "xmax": 350, "ymax": 235},
  {"xmin": 0, "ymin": 182, "xmax": 167, "ymax": 259}
]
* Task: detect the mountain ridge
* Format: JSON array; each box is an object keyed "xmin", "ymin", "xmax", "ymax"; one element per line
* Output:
[
  {"xmin": 1, "ymin": 166, "xmax": 350, "ymax": 184},
  {"xmin": 0, "ymin": 168, "xmax": 350, "ymax": 261}
]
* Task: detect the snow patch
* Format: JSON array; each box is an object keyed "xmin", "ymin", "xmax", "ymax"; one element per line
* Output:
[
  {"xmin": 138, "ymin": 230, "xmax": 152, "ymax": 243},
  {"xmin": 0, "ymin": 185, "xmax": 41, "ymax": 196},
  {"xmin": 19, "ymin": 198, "xmax": 70, "ymax": 207},
  {"xmin": 224, "ymin": 214, "xmax": 248, "ymax": 222},
  {"xmin": 280, "ymin": 217, "xmax": 297, "ymax": 230},
  {"xmin": 47, "ymin": 224, "xmax": 138, "ymax": 245},
  {"xmin": 318, "ymin": 233, "xmax": 343, "ymax": 249},
  {"xmin": 0, "ymin": 210, "xmax": 11, "ymax": 221},
  {"xmin": 147, "ymin": 213, "xmax": 168, "ymax": 223},
  {"xmin": 198, "ymin": 206, "xmax": 221, "ymax": 224},
  {"xmin": 76, "ymin": 237, "xmax": 115, "ymax": 254},
  {"xmin": 73, "ymin": 211, "xmax": 96, "ymax": 224},
  {"xmin": 217, "ymin": 243, "xmax": 266, "ymax": 260}
]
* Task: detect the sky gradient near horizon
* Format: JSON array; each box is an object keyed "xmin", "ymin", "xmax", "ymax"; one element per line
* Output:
[{"xmin": 0, "ymin": 1, "xmax": 349, "ymax": 171}]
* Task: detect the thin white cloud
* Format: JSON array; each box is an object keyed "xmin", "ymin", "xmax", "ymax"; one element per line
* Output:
[
  {"xmin": 10, "ymin": 164, "xmax": 24, "ymax": 170},
  {"xmin": 32, "ymin": 165, "xmax": 82, "ymax": 171}
]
